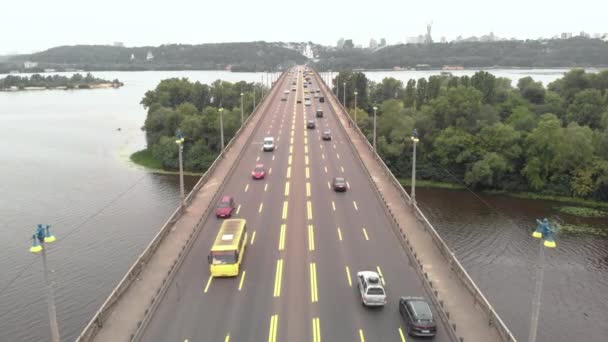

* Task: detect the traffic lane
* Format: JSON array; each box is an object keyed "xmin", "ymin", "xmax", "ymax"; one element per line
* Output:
[{"xmin": 139, "ymin": 73, "xmax": 291, "ymax": 340}]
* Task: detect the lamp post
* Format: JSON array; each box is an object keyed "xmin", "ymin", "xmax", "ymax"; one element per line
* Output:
[
  {"xmin": 30, "ymin": 224, "xmax": 60, "ymax": 342},
  {"xmin": 218, "ymin": 107, "xmax": 225, "ymax": 150},
  {"xmin": 372, "ymin": 106, "xmax": 378, "ymax": 151},
  {"xmin": 253, "ymin": 87, "xmax": 256, "ymax": 110},
  {"xmin": 240, "ymin": 92, "xmax": 244, "ymax": 125},
  {"xmin": 175, "ymin": 131, "xmax": 185, "ymax": 206},
  {"xmin": 410, "ymin": 129, "xmax": 419, "ymax": 205},
  {"xmin": 343, "ymin": 81, "xmax": 346, "ymax": 106},
  {"xmin": 354, "ymin": 91, "xmax": 358, "ymax": 126},
  {"xmin": 529, "ymin": 218, "xmax": 557, "ymax": 342}
]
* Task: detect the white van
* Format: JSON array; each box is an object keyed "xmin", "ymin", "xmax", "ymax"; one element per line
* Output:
[{"xmin": 263, "ymin": 137, "xmax": 275, "ymax": 151}]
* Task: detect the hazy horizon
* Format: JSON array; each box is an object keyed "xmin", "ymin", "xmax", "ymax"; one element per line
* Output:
[{"xmin": 2, "ymin": 0, "xmax": 607, "ymax": 55}]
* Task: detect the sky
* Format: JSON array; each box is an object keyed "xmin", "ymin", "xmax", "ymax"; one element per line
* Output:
[{"xmin": 1, "ymin": 0, "xmax": 607, "ymax": 55}]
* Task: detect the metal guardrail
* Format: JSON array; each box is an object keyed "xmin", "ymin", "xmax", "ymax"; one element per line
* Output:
[
  {"xmin": 314, "ymin": 71, "xmax": 516, "ymax": 342},
  {"xmin": 76, "ymin": 73, "xmax": 286, "ymax": 342}
]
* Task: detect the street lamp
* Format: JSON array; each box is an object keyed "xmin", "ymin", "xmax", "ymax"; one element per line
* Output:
[
  {"xmin": 410, "ymin": 129, "xmax": 419, "ymax": 205},
  {"xmin": 29, "ymin": 224, "xmax": 60, "ymax": 342},
  {"xmin": 175, "ymin": 131, "xmax": 185, "ymax": 207},
  {"xmin": 240, "ymin": 92, "xmax": 244, "ymax": 125},
  {"xmin": 372, "ymin": 106, "xmax": 378, "ymax": 151},
  {"xmin": 218, "ymin": 107, "xmax": 225, "ymax": 150},
  {"xmin": 528, "ymin": 218, "xmax": 557, "ymax": 342},
  {"xmin": 343, "ymin": 81, "xmax": 346, "ymax": 106},
  {"xmin": 354, "ymin": 91, "xmax": 358, "ymax": 126}
]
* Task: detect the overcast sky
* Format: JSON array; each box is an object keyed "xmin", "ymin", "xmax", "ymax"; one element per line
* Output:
[{"xmin": 2, "ymin": 0, "xmax": 606, "ymax": 54}]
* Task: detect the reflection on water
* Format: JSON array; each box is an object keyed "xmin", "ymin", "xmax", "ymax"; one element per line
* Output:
[{"xmin": 417, "ymin": 188, "xmax": 608, "ymax": 342}]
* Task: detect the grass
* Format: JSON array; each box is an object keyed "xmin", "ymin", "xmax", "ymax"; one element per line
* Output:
[
  {"xmin": 559, "ymin": 223, "xmax": 608, "ymax": 237},
  {"xmin": 130, "ymin": 149, "xmax": 163, "ymax": 170},
  {"xmin": 398, "ymin": 178, "xmax": 466, "ymax": 190},
  {"xmin": 556, "ymin": 206, "xmax": 607, "ymax": 218}
]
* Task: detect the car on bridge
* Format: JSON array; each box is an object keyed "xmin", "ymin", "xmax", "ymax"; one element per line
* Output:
[
  {"xmin": 319, "ymin": 96, "xmax": 325, "ymax": 103},
  {"xmin": 306, "ymin": 120, "xmax": 315, "ymax": 129},
  {"xmin": 399, "ymin": 296, "xmax": 437, "ymax": 337},
  {"xmin": 322, "ymin": 129, "xmax": 332, "ymax": 140},
  {"xmin": 215, "ymin": 196, "xmax": 236, "ymax": 218},
  {"xmin": 332, "ymin": 177, "xmax": 347, "ymax": 191},
  {"xmin": 304, "ymin": 100, "xmax": 312, "ymax": 106},
  {"xmin": 251, "ymin": 164, "xmax": 266, "ymax": 179},
  {"xmin": 316, "ymin": 109, "xmax": 323, "ymax": 117},
  {"xmin": 263, "ymin": 137, "xmax": 275, "ymax": 151},
  {"xmin": 356, "ymin": 271, "xmax": 387, "ymax": 307}
]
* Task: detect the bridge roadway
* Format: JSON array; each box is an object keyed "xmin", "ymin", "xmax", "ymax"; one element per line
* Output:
[{"xmin": 137, "ymin": 66, "xmax": 450, "ymax": 341}]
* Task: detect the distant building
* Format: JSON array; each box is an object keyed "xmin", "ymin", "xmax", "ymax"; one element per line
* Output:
[
  {"xmin": 303, "ymin": 43, "xmax": 314, "ymax": 59},
  {"xmin": 424, "ymin": 22, "xmax": 433, "ymax": 44},
  {"xmin": 369, "ymin": 39, "xmax": 378, "ymax": 49},
  {"xmin": 146, "ymin": 51, "xmax": 154, "ymax": 60},
  {"xmin": 43, "ymin": 68, "xmax": 56, "ymax": 73},
  {"xmin": 602, "ymin": 34, "xmax": 608, "ymax": 42},
  {"xmin": 379, "ymin": 38, "xmax": 387, "ymax": 47},
  {"xmin": 130, "ymin": 54, "xmax": 135, "ymax": 60},
  {"xmin": 113, "ymin": 42, "xmax": 124, "ymax": 47},
  {"xmin": 343, "ymin": 39, "xmax": 354, "ymax": 49},
  {"xmin": 561, "ymin": 32, "xmax": 573, "ymax": 39},
  {"xmin": 440, "ymin": 36, "xmax": 447, "ymax": 43},
  {"xmin": 406, "ymin": 36, "xmax": 424, "ymax": 44},
  {"xmin": 579, "ymin": 31, "xmax": 590, "ymax": 38},
  {"xmin": 415, "ymin": 64, "xmax": 431, "ymax": 70},
  {"xmin": 23, "ymin": 61, "xmax": 38, "ymax": 69},
  {"xmin": 336, "ymin": 38, "xmax": 345, "ymax": 49}
]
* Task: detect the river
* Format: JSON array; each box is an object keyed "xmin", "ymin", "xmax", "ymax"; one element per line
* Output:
[{"xmin": 0, "ymin": 69, "xmax": 606, "ymax": 341}]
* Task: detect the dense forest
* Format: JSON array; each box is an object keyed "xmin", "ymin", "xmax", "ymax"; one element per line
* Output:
[
  {"xmin": 333, "ymin": 69, "xmax": 608, "ymax": 201},
  {"xmin": 0, "ymin": 73, "xmax": 121, "ymax": 89},
  {"xmin": 313, "ymin": 38, "xmax": 608, "ymax": 70},
  {"xmin": 2, "ymin": 42, "xmax": 306, "ymax": 73},
  {"xmin": 138, "ymin": 78, "xmax": 268, "ymax": 171}
]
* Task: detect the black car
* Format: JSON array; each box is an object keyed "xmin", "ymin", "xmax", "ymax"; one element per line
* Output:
[
  {"xmin": 322, "ymin": 129, "xmax": 332, "ymax": 140},
  {"xmin": 316, "ymin": 109, "xmax": 323, "ymax": 118},
  {"xmin": 306, "ymin": 120, "xmax": 315, "ymax": 129},
  {"xmin": 319, "ymin": 96, "xmax": 325, "ymax": 103},
  {"xmin": 332, "ymin": 177, "xmax": 347, "ymax": 192},
  {"xmin": 297, "ymin": 99, "xmax": 302, "ymax": 103},
  {"xmin": 399, "ymin": 297, "xmax": 437, "ymax": 337}
]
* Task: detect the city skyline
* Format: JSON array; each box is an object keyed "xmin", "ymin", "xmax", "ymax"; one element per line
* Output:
[{"xmin": 1, "ymin": 0, "xmax": 607, "ymax": 55}]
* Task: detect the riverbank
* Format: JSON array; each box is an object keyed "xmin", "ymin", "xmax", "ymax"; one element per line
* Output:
[
  {"xmin": 0, "ymin": 73, "xmax": 123, "ymax": 91},
  {"xmin": 130, "ymin": 149, "xmax": 203, "ymax": 176},
  {"xmin": 0, "ymin": 82, "xmax": 122, "ymax": 91},
  {"xmin": 399, "ymin": 178, "xmax": 608, "ymax": 213}
]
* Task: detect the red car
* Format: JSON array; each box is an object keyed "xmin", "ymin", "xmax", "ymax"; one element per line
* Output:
[
  {"xmin": 252, "ymin": 164, "xmax": 266, "ymax": 179},
  {"xmin": 215, "ymin": 196, "xmax": 236, "ymax": 218}
]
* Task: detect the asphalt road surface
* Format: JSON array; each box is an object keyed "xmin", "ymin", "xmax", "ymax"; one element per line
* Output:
[{"xmin": 139, "ymin": 66, "xmax": 450, "ymax": 342}]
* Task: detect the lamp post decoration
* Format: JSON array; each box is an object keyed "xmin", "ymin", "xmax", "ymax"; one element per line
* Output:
[
  {"xmin": 372, "ymin": 106, "xmax": 378, "ymax": 151},
  {"xmin": 240, "ymin": 92, "xmax": 244, "ymax": 125},
  {"xmin": 410, "ymin": 128, "xmax": 419, "ymax": 205},
  {"xmin": 218, "ymin": 107, "xmax": 225, "ymax": 151},
  {"xmin": 528, "ymin": 218, "xmax": 557, "ymax": 342},
  {"xmin": 354, "ymin": 91, "xmax": 358, "ymax": 126},
  {"xmin": 175, "ymin": 131, "xmax": 185, "ymax": 207},
  {"xmin": 343, "ymin": 81, "xmax": 346, "ymax": 106},
  {"xmin": 30, "ymin": 224, "xmax": 61, "ymax": 342}
]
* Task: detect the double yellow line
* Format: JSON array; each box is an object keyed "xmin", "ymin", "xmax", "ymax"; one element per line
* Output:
[
  {"xmin": 312, "ymin": 317, "xmax": 321, "ymax": 342},
  {"xmin": 273, "ymin": 259, "xmax": 284, "ymax": 297},
  {"xmin": 268, "ymin": 314, "xmax": 279, "ymax": 342},
  {"xmin": 309, "ymin": 262, "xmax": 318, "ymax": 302}
]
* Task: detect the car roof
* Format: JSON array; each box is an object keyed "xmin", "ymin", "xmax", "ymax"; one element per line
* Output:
[
  {"xmin": 406, "ymin": 299, "xmax": 433, "ymax": 319},
  {"xmin": 220, "ymin": 195, "xmax": 232, "ymax": 202},
  {"xmin": 264, "ymin": 137, "xmax": 274, "ymax": 140},
  {"xmin": 334, "ymin": 177, "xmax": 345, "ymax": 182},
  {"xmin": 255, "ymin": 164, "xmax": 264, "ymax": 168}
]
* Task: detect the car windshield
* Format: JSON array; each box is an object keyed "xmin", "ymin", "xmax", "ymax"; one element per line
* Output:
[
  {"xmin": 411, "ymin": 301, "xmax": 433, "ymax": 320},
  {"xmin": 367, "ymin": 287, "xmax": 385, "ymax": 295},
  {"xmin": 335, "ymin": 178, "xmax": 345, "ymax": 184},
  {"xmin": 210, "ymin": 250, "xmax": 237, "ymax": 264},
  {"xmin": 218, "ymin": 201, "xmax": 231, "ymax": 208},
  {"xmin": 324, "ymin": 130, "xmax": 331, "ymax": 134},
  {"xmin": 254, "ymin": 167, "xmax": 264, "ymax": 172}
]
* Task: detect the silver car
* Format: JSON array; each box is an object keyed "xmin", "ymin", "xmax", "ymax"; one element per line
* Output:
[{"xmin": 356, "ymin": 271, "xmax": 387, "ymax": 307}]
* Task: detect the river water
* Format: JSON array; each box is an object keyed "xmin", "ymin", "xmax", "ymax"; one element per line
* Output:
[{"xmin": 0, "ymin": 69, "xmax": 606, "ymax": 341}]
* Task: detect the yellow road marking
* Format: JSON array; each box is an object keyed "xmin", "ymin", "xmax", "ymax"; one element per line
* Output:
[
  {"xmin": 332, "ymin": 201, "xmax": 336, "ymax": 211},
  {"xmin": 399, "ymin": 327, "xmax": 406, "ymax": 342},
  {"xmin": 333, "ymin": 144, "xmax": 337, "ymax": 149},
  {"xmin": 305, "ymin": 155, "xmax": 309, "ymax": 165},
  {"xmin": 269, "ymin": 167, "xmax": 272, "ymax": 174},
  {"xmin": 279, "ymin": 224, "xmax": 286, "ymax": 251},
  {"xmin": 321, "ymin": 153, "xmax": 325, "ymax": 159},
  {"xmin": 272, "ymin": 155, "xmax": 275, "ymax": 161},
  {"xmin": 264, "ymin": 184, "xmax": 268, "ymax": 192},
  {"xmin": 305, "ymin": 167, "xmax": 310, "ymax": 179},
  {"xmin": 358, "ymin": 329, "xmax": 365, "ymax": 342},
  {"xmin": 286, "ymin": 166, "xmax": 291, "ymax": 178},
  {"xmin": 282, "ymin": 201, "xmax": 289, "ymax": 219},
  {"xmin": 244, "ymin": 184, "xmax": 249, "ymax": 192},
  {"xmin": 288, "ymin": 155, "xmax": 292, "ymax": 165},
  {"xmin": 304, "ymin": 137, "xmax": 308, "ymax": 144},
  {"xmin": 337, "ymin": 227, "xmax": 343, "ymax": 241},
  {"xmin": 307, "ymin": 201, "xmax": 313, "ymax": 220},
  {"xmin": 324, "ymin": 166, "xmax": 328, "ymax": 173},
  {"xmin": 305, "ymin": 145, "xmax": 308, "ymax": 154},
  {"xmin": 340, "ymin": 166, "xmax": 345, "ymax": 173},
  {"xmin": 273, "ymin": 259, "xmax": 284, "ymax": 297},
  {"xmin": 256, "ymin": 156, "xmax": 260, "ymax": 161},
  {"xmin": 309, "ymin": 262, "xmax": 318, "ymax": 302},
  {"xmin": 203, "ymin": 275, "xmax": 213, "ymax": 293},
  {"xmin": 268, "ymin": 314, "xmax": 279, "ymax": 342},
  {"xmin": 290, "ymin": 137, "xmax": 294, "ymax": 144},
  {"xmin": 308, "ymin": 224, "xmax": 315, "ymax": 251},
  {"xmin": 337, "ymin": 153, "xmax": 340, "ymax": 159},
  {"xmin": 362, "ymin": 228, "xmax": 369, "ymax": 241},
  {"xmin": 259, "ymin": 202, "xmax": 264, "ymax": 213},
  {"xmin": 306, "ymin": 182, "xmax": 311, "ymax": 197},
  {"xmin": 289, "ymin": 146, "xmax": 293, "ymax": 154},
  {"xmin": 291, "ymin": 129, "xmax": 295, "ymax": 135},
  {"xmin": 353, "ymin": 201, "xmax": 358, "ymax": 210},
  {"xmin": 345, "ymin": 266, "xmax": 352, "ymax": 287},
  {"xmin": 225, "ymin": 335, "xmax": 230, "ymax": 342},
  {"xmin": 376, "ymin": 266, "xmax": 386, "ymax": 285},
  {"xmin": 284, "ymin": 182, "xmax": 290, "ymax": 196},
  {"xmin": 238, "ymin": 271, "xmax": 246, "ymax": 291},
  {"xmin": 236, "ymin": 204, "xmax": 241, "ymax": 215},
  {"xmin": 251, "ymin": 231, "xmax": 256, "ymax": 245},
  {"xmin": 312, "ymin": 317, "xmax": 321, "ymax": 342}
]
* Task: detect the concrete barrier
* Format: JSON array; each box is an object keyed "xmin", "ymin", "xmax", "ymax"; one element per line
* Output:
[
  {"xmin": 313, "ymin": 71, "xmax": 516, "ymax": 342},
  {"xmin": 76, "ymin": 72, "xmax": 286, "ymax": 342}
]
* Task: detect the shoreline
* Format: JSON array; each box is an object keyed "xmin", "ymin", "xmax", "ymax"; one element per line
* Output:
[
  {"xmin": 0, "ymin": 82, "xmax": 122, "ymax": 91},
  {"xmin": 130, "ymin": 149, "xmax": 203, "ymax": 176}
]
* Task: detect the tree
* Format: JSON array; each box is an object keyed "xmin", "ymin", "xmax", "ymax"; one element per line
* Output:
[
  {"xmin": 506, "ymin": 106, "xmax": 538, "ymax": 132},
  {"xmin": 426, "ymin": 76, "xmax": 442, "ymax": 100},
  {"xmin": 471, "ymin": 71, "xmax": 497, "ymax": 104},
  {"xmin": 522, "ymin": 114, "xmax": 563, "ymax": 190},
  {"xmin": 426, "ymin": 86, "xmax": 483, "ymax": 131},
  {"xmin": 373, "ymin": 77, "xmax": 403, "ymax": 103},
  {"xmin": 566, "ymin": 89, "xmax": 605, "ymax": 128},
  {"xmin": 403, "ymin": 79, "xmax": 416, "ymax": 108},
  {"xmin": 415, "ymin": 78, "xmax": 427, "ymax": 110},
  {"xmin": 517, "ymin": 76, "xmax": 546, "ymax": 104}
]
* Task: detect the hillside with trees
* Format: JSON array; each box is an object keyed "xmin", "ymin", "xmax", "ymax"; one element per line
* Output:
[
  {"xmin": 334, "ymin": 69, "xmax": 608, "ymax": 201},
  {"xmin": 0, "ymin": 73, "xmax": 122, "ymax": 90},
  {"xmin": 313, "ymin": 38, "xmax": 608, "ymax": 70},
  {"xmin": 2, "ymin": 42, "xmax": 306, "ymax": 73},
  {"xmin": 135, "ymin": 78, "xmax": 267, "ymax": 171}
]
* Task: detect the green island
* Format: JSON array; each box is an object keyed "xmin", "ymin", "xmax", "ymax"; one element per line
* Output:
[
  {"xmin": 0, "ymin": 73, "xmax": 123, "ymax": 91},
  {"xmin": 131, "ymin": 78, "xmax": 266, "ymax": 173}
]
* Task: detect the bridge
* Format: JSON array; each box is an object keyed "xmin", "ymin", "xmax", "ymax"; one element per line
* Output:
[{"xmin": 77, "ymin": 66, "xmax": 516, "ymax": 342}]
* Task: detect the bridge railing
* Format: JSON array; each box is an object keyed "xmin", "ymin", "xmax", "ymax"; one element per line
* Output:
[
  {"xmin": 76, "ymin": 73, "xmax": 285, "ymax": 342},
  {"xmin": 314, "ymin": 71, "xmax": 516, "ymax": 342}
]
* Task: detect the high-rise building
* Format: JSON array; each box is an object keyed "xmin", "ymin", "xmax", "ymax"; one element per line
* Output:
[
  {"xmin": 561, "ymin": 32, "xmax": 573, "ymax": 39},
  {"xmin": 369, "ymin": 39, "xmax": 378, "ymax": 49},
  {"xmin": 343, "ymin": 39, "xmax": 354, "ymax": 49},
  {"xmin": 379, "ymin": 38, "xmax": 387, "ymax": 47},
  {"xmin": 113, "ymin": 42, "xmax": 124, "ymax": 47},
  {"xmin": 424, "ymin": 22, "xmax": 433, "ymax": 44},
  {"xmin": 336, "ymin": 38, "xmax": 345, "ymax": 49}
]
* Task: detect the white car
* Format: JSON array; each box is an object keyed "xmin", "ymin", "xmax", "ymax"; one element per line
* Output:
[
  {"xmin": 263, "ymin": 137, "xmax": 275, "ymax": 151},
  {"xmin": 304, "ymin": 100, "xmax": 311, "ymax": 106},
  {"xmin": 356, "ymin": 271, "xmax": 387, "ymax": 307}
]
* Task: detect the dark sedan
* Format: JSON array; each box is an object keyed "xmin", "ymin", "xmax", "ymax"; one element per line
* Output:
[
  {"xmin": 307, "ymin": 120, "xmax": 316, "ymax": 129},
  {"xmin": 399, "ymin": 296, "xmax": 437, "ymax": 337}
]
